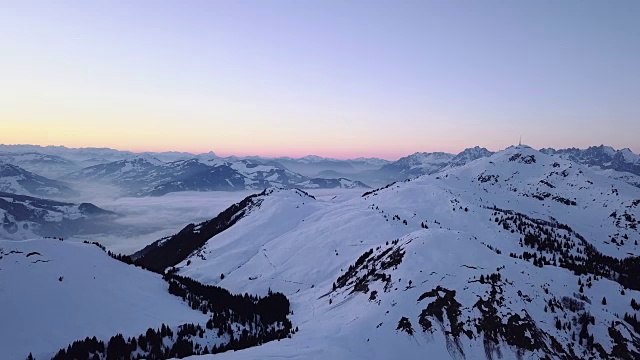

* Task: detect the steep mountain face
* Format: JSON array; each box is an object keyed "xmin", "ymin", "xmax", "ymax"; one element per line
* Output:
[
  {"xmin": 0, "ymin": 192, "xmax": 117, "ymax": 239},
  {"xmin": 134, "ymin": 146, "xmax": 640, "ymax": 360},
  {"xmin": 445, "ymin": 146, "xmax": 495, "ymax": 168},
  {"xmin": 134, "ymin": 188, "xmax": 320, "ymax": 273},
  {"xmin": 138, "ymin": 161, "xmax": 249, "ymax": 196},
  {"xmin": 0, "ymin": 163, "xmax": 78, "ymax": 198},
  {"xmin": 541, "ymin": 146, "xmax": 640, "ymax": 179},
  {"xmin": 380, "ymin": 151, "xmax": 455, "ymax": 177},
  {"xmin": 369, "ymin": 147, "xmax": 494, "ymax": 184}
]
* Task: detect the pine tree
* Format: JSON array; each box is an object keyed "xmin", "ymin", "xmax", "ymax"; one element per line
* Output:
[{"xmin": 602, "ymin": 297, "xmax": 607, "ymax": 305}]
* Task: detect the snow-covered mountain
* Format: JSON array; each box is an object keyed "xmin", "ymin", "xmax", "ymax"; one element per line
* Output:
[
  {"xmin": 348, "ymin": 157, "xmax": 392, "ymax": 168},
  {"xmin": 2, "ymin": 237, "xmax": 296, "ymax": 360},
  {"xmin": 596, "ymin": 169, "xmax": 640, "ymax": 189},
  {"xmin": 66, "ymin": 157, "xmax": 369, "ymax": 197},
  {"xmin": 0, "ymin": 152, "xmax": 79, "ymax": 178},
  {"xmin": 380, "ymin": 151, "xmax": 454, "ymax": 177},
  {"xmin": 0, "ymin": 239, "xmax": 207, "ymax": 360},
  {"xmin": 445, "ymin": 146, "xmax": 495, "ymax": 169},
  {"xmin": 137, "ymin": 160, "xmax": 251, "ymax": 196},
  {"xmin": 541, "ymin": 145, "xmax": 640, "ymax": 178},
  {"xmin": 0, "ymin": 192, "xmax": 117, "ymax": 239},
  {"xmin": 0, "ymin": 144, "xmax": 134, "ymax": 165},
  {"xmin": 0, "ymin": 163, "xmax": 78, "ymax": 198},
  {"xmin": 64, "ymin": 155, "xmax": 167, "ymax": 191},
  {"xmin": 366, "ymin": 147, "xmax": 495, "ymax": 184},
  {"xmin": 0, "ymin": 144, "xmax": 197, "ymax": 170},
  {"xmin": 274, "ymin": 156, "xmax": 358, "ymax": 177},
  {"xmin": 133, "ymin": 145, "xmax": 640, "ymax": 360}
]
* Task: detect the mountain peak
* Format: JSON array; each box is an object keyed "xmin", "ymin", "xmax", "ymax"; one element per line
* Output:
[
  {"xmin": 447, "ymin": 147, "xmax": 494, "ymax": 167},
  {"xmin": 129, "ymin": 154, "xmax": 165, "ymax": 166},
  {"xmin": 540, "ymin": 145, "xmax": 640, "ymax": 179}
]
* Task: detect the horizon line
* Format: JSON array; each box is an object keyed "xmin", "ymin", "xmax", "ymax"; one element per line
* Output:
[{"xmin": 0, "ymin": 142, "xmax": 636, "ymax": 162}]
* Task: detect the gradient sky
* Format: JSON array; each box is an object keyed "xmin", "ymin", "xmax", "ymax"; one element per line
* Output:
[{"xmin": 1, "ymin": 0, "xmax": 638, "ymax": 159}]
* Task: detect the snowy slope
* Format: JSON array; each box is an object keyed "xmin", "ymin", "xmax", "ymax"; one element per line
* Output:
[
  {"xmin": 432, "ymin": 145, "xmax": 640, "ymax": 258},
  {"xmin": 596, "ymin": 169, "xmax": 640, "ymax": 189},
  {"xmin": 368, "ymin": 147, "xmax": 494, "ymax": 185},
  {"xmin": 181, "ymin": 231, "xmax": 639, "ymax": 360},
  {"xmin": 132, "ymin": 146, "xmax": 640, "ymax": 360},
  {"xmin": 0, "ymin": 163, "xmax": 78, "ymax": 198},
  {"xmin": 0, "ymin": 152, "xmax": 79, "ymax": 178},
  {"xmin": 0, "ymin": 239, "xmax": 207, "ymax": 360}
]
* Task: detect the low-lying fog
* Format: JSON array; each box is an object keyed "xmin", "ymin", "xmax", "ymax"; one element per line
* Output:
[
  {"xmin": 69, "ymin": 190, "xmax": 255, "ymax": 254},
  {"xmin": 66, "ymin": 188, "xmax": 365, "ymax": 255}
]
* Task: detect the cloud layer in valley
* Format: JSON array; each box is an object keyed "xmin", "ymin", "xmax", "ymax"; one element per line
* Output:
[{"xmin": 70, "ymin": 190, "xmax": 256, "ymax": 254}]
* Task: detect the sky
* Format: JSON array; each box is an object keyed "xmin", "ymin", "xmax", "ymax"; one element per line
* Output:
[{"xmin": 0, "ymin": 0, "xmax": 638, "ymax": 160}]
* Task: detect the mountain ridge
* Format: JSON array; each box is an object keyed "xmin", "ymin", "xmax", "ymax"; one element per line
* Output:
[
  {"xmin": 130, "ymin": 145, "xmax": 640, "ymax": 360},
  {"xmin": 0, "ymin": 163, "xmax": 78, "ymax": 198}
]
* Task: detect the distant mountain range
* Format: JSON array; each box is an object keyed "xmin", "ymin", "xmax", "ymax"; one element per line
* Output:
[
  {"xmin": 1, "ymin": 144, "xmax": 639, "ymax": 198},
  {"xmin": 541, "ymin": 145, "xmax": 640, "ymax": 175},
  {"xmin": 63, "ymin": 156, "xmax": 370, "ymax": 197},
  {"xmin": 0, "ymin": 163, "xmax": 78, "ymax": 198},
  {"xmin": 0, "ymin": 152, "xmax": 79, "ymax": 178},
  {"xmin": 0, "ymin": 192, "xmax": 117, "ymax": 239},
  {"xmin": 378, "ymin": 146, "xmax": 494, "ymax": 179}
]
